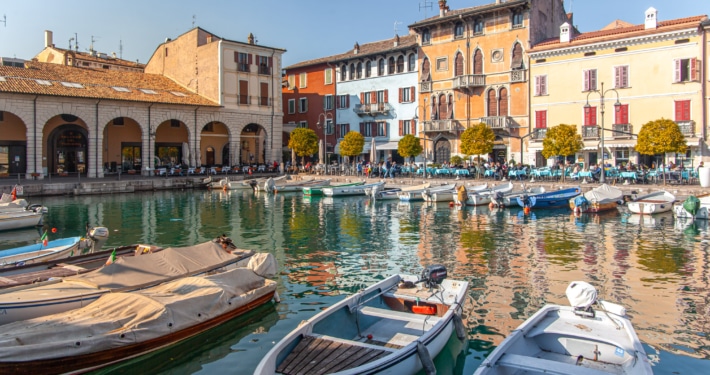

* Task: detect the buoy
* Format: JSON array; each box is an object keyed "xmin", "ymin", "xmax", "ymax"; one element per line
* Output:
[
  {"xmin": 453, "ymin": 314, "xmax": 466, "ymax": 341},
  {"xmin": 524, "ymin": 206, "xmax": 531, "ymax": 215},
  {"xmin": 417, "ymin": 341, "xmax": 436, "ymax": 375},
  {"xmin": 449, "ymin": 202, "xmax": 454, "ymax": 207},
  {"xmin": 489, "ymin": 202, "xmax": 495, "ymax": 209}
]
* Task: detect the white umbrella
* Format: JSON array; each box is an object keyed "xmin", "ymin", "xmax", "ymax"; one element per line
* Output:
[
  {"xmin": 319, "ymin": 139, "xmax": 325, "ymax": 165},
  {"xmin": 182, "ymin": 142, "xmax": 189, "ymax": 166},
  {"xmin": 370, "ymin": 138, "xmax": 378, "ymax": 164}
]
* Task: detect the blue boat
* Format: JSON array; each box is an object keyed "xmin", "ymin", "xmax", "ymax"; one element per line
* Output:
[
  {"xmin": 516, "ymin": 187, "xmax": 581, "ymax": 209},
  {"xmin": 0, "ymin": 236, "xmax": 83, "ymax": 267}
]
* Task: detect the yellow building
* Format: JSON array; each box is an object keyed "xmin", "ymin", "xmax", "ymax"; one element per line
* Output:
[{"xmin": 529, "ymin": 8, "xmax": 708, "ymax": 168}]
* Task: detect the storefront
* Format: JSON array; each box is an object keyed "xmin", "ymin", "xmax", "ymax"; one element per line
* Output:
[{"xmin": 49, "ymin": 125, "xmax": 87, "ymax": 175}]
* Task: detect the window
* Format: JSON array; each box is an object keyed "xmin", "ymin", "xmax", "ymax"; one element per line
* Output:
[
  {"xmin": 287, "ymin": 75, "xmax": 295, "ymax": 89},
  {"xmin": 583, "ymin": 69, "xmax": 597, "ymax": 91},
  {"xmin": 615, "ymin": 148, "xmax": 629, "ymax": 163},
  {"xmin": 337, "ymin": 95, "xmax": 350, "ymax": 109},
  {"xmin": 512, "ymin": 10, "xmax": 524, "ymax": 28},
  {"xmin": 361, "ymin": 122, "xmax": 373, "ymax": 137},
  {"xmin": 298, "ymin": 121, "xmax": 308, "ymax": 129},
  {"xmin": 511, "ymin": 43, "xmax": 523, "ymax": 70},
  {"xmin": 614, "ymin": 66, "xmax": 629, "ymax": 88},
  {"xmin": 337, "ymin": 123, "xmax": 350, "ymax": 139},
  {"xmin": 239, "ymin": 80, "xmax": 249, "ymax": 104},
  {"xmin": 362, "ymin": 91, "xmax": 372, "ymax": 105},
  {"xmin": 356, "ymin": 62, "xmax": 363, "ymax": 79},
  {"xmin": 349, "ymin": 63, "xmax": 355, "ymax": 80},
  {"xmin": 473, "ymin": 50, "xmax": 483, "ymax": 74},
  {"xmin": 534, "ymin": 75, "xmax": 547, "ymax": 96},
  {"xmin": 260, "ymin": 82, "xmax": 269, "ymax": 106},
  {"xmin": 140, "ymin": 88, "xmax": 157, "ymax": 94},
  {"xmin": 236, "ymin": 52, "xmax": 249, "ymax": 72},
  {"xmin": 340, "ymin": 65, "xmax": 347, "ymax": 81},
  {"xmin": 365, "ymin": 61, "xmax": 372, "ymax": 77},
  {"xmin": 399, "ymin": 86, "xmax": 415, "ymax": 103},
  {"xmin": 324, "ymin": 95, "xmax": 334, "ymax": 110},
  {"xmin": 288, "ymin": 99, "xmax": 296, "ymax": 114},
  {"xmin": 299, "ymin": 97, "xmax": 308, "ymax": 113},
  {"xmin": 112, "ymin": 86, "xmax": 130, "ymax": 92},
  {"xmin": 61, "ymin": 82, "xmax": 84, "ymax": 88},
  {"xmin": 388, "ymin": 57, "xmax": 395, "ymax": 74},
  {"xmin": 376, "ymin": 90, "xmax": 386, "ymax": 103},
  {"xmin": 325, "ymin": 68, "xmax": 333, "ymax": 84},
  {"xmin": 258, "ymin": 55, "xmax": 270, "ymax": 75},
  {"xmin": 299, "ymin": 72, "xmax": 307, "ymax": 88},
  {"xmin": 675, "ymin": 100, "xmax": 691, "ymax": 121},
  {"xmin": 325, "ymin": 120, "xmax": 334, "ymax": 135},
  {"xmin": 454, "ymin": 22, "xmax": 464, "ymax": 38},
  {"xmin": 400, "ymin": 120, "xmax": 414, "ymax": 135},
  {"xmin": 377, "ymin": 122, "xmax": 387, "ymax": 137},
  {"xmin": 396, "ymin": 56, "xmax": 404, "ymax": 73},
  {"xmin": 454, "ymin": 52, "xmax": 464, "ymax": 76},
  {"xmin": 422, "ymin": 28, "xmax": 431, "ymax": 45},
  {"xmin": 615, "ymin": 104, "xmax": 629, "ymax": 124},
  {"xmin": 584, "ymin": 106, "xmax": 597, "ymax": 126},
  {"xmin": 535, "ymin": 110, "xmax": 547, "ymax": 128},
  {"xmin": 473, "ymin": 19, "xmax": 484, "ymax": 34},
  {"xmin": 408, "ymin": 54, "xmax": 416, "ymax": 72},
  {"xmin": 378, "ymin": 59, "xmax": 385, "ymax": 76},
  {"xmin": 674, "ymin": 58, "xmax": 698, "ymax": 82}
]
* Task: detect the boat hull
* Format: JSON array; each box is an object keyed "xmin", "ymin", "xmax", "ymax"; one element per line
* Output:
[
  {"xmin": 304, "ymin": 181, "xmax": 364, "ymax": 196},
  {"xmin": 516, "ymin": 187, "xmax": 581, "ymax": 209},
  {"xmin": 0, "ymin": 237, "xmax": 81, "ymax": 267},
  {"xmin": 626, "ymin": 190, "xmax": 676, "ymax": 215},
  {"xmin": 0, "ymin": 211, "xmax": 43, "ymax": 232},
  {"xmin": 323, "ymin": 182, "xmax": 384, "ymax": 196}
]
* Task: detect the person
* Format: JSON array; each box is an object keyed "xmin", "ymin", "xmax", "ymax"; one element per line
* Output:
[{"xmin": 390, "ymin": 161, "xmax": 397, "ymax": 179}]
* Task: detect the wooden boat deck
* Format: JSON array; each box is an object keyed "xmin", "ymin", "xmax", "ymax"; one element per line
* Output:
[
  {"xmin": 276, "ymin": 335, "xmax": 392, "ymax": 375},
  {"xmin": 0, "ymin": 263, "xmax": 89, "ymax": 287}
]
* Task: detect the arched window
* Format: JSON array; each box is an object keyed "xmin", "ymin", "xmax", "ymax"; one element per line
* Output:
[
  {"xmin": 408, "ymin": 53, "xmax": 416, "ymax": 72},
  {"xmin": 356, "ymin": 62, "xmax": 363, "ymax": 79},
  {"xmin": 454, "ymin": 22, "xmax": 464, "ymax": 38},
  {"xmin": 340, "ymin": 65, "xmax": 347, "ymax": 81},
  {"xmin": 487, "ymin": 89, "xmax": 498, "ymax": 117},
  {"xmin": 378, "ymin": 58, "xmax": 385, "ymax": 76},
  {"xmin": 421, "ymin": 57, "xmax": 431, "ymax": 81},
  {"xmin": 511, "ymin": 42, "xmax": 524, "ymax": 70},
  {"xmin": 447, "ymin": 94, "xmax": 454, "ymax": 119},
  {"xmin": 454, "ymin": 52, "xmax": 464, "ymax": 77},
  {"xmin": 388, "ymin": 57, "xmax": 395, "ymax": 74},
  {"xmin": 473, "ymin": 19, "xmax": 484, "ymax": 34},
  {"xmin": 438, "ymin": 94, "xmax": 447, "ymax": 120},
  {"xmin": 422, "ymin": 28, "xmax": 431, "ymax": 44},
  {"xmin": 365, "ymin": 61, "xmax": 372, "ymax": 78},
  {"xmin": 430, "ymin": 96, "xmax": 437, "ymax": 120},
  {"xmin": 349, "ymin": 63, "xmax": 355, "ymax": 80},
  {"xmin": 499, "ymin": 87, "xmax": 508, "ymax": 116},
  {"xmin": 396, "ymin": 56, "xmax": 404, "ymax": 73},
  {"xmin": 473, "ymin": 49, "xmax": 483, "ymax": 75}
]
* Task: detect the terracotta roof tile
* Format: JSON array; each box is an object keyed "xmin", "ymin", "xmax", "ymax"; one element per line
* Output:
[
  {"xmin": 50, "ymin": 47, "xmax": 145, "ymax": 68},
  {"xmin": 0, "ymin": 61, "xmax": 218, "ymax": 106}
]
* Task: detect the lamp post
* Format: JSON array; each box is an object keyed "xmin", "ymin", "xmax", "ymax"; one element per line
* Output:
[
  {"xmin": 585, "ymin": 82, "xmax": 621, "ymax": 184},
  {"xmin": 316, "ymin": 111, "xmax": 333, "ymax": 165}
]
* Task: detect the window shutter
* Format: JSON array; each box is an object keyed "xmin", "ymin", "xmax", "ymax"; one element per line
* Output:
[
  {"xmin": 370, "ymin": 91, "xmax": 376, "ymax": 103},
  {"xmin": 346, "ymin": 95, "xmax": 350, "ymax": 108},
  {"xmin": 674, "ymin": 59, "xmax": 681, "ymax": 82},
  {"xmin": 411, "ymin": 86, "xmax": 416, "ymax": 101},
  {"xmin": 690, "ymin": 58, "xmax": 698, "ymax": 81},
  {"xmin": 234, "ymin": 52, "xmax": 238, "ymax": 62},
  {"xmin": 590, "ymin": 70, "xmax": 597, "ymax": 91},
  {"xmin": 382, "ymin": 122, "xmax": 387, "ymax": 136},
  {"xmin": 359, "ymin": 122, "xmax": 365, "ymax": 133},
  {"xmin": 360, "ymin": 92, "xmax": 365, "ymax": 104},
  {"xmin": 268, "ymin": 56, "xmax": 273, "ymax": 68},
  {"xmin": 399, "ymin": 120, "xmax": 403, "ymax": 136},
  {"xmin": 541, "ymin": 76, "xmax": 547, "ymax": 95},
  {"xmin": 621, "ymin": 66, "xmax": 628, "ymax": 88},
  {"xmin": 615, "ymin": 67, "xmax": 621, "ymax": 88},
  {"xmin": 346, "ymin": 124, "xmax": 350, "ymax": 133},
  {"xmin": 384, "ymin": 90, "xmax": 389, "ymax": 103},
  {"xmin": 371, "ymin": 122, "xmax": 377, "ymax": 136},
  {"xmin": 583, "ymin": 71, "xmax": 589, "ymax": 92},
  {"xmin": 541, "ymin": 111, "xmax": 547, "ymax": 128},
  {"xmin": 620, "ymin": 104, "xmax": 629, "ymax": 124},
  {"xmin": 248, "ymin": 54, "xmax": 252, "ymax": 65},
  {"xmin": 411, "ymin": 121, "xmax": 416, "ymax": 135},
  {"xmin": 399, "ymin": 88, "xmax": 403, "ymax": 103},
  {"xmin": 534, "ymin": 76, "xmax": 541, "ymax": 96}
]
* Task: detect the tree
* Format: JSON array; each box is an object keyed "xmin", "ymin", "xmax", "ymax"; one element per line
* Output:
[
  {"xmin": 339, "ymin": 131, "xmax": 365, "ymax": 165},
  {"xmin": 450, "ymin": 155, "xmax": 463, "ymax": 166},
  {"xmin": 288, "ymin": 128, "xmax": 318, "ymax": 165},
  {"xmin": 460, "ymin": 122, "xmax": 495, "ymax": 178},
  {"xmin": 541, "ymin": 124, "xmax": 583, "ymax": 182},
  {"xmin": 397, "ymin": 134, "xmax": 423, "ymax": 164},
  {"xmin": 635, "ymin": 118, "xmax": 687, "ymax": 184}
]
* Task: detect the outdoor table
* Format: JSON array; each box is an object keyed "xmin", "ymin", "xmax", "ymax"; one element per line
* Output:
[
  {"xmin": 484, "ymin": 169, "xmax": 496, "ymax": 178},
  {"xmin": 619, "ymin": 171, "xmax": 637, "ymax": 184},
  {"xmin": 454, "ymin": 169, "xmax": 470, "ymax": 177},
  {"xmin": 435, "ymin": 168, "xmax": 451, "ymax": 176},
  {"xmin": 508, "ymin": 170, "xmax": 526, "ymax": 180},
  {"xmin": 577, "ymin": 171, "xmax": 593, "ymax": 182}
]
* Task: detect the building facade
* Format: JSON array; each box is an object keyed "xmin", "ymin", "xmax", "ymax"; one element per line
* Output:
[{"xmin": 529, "ymin": 8, "xmax": 709, "ymax": 168}]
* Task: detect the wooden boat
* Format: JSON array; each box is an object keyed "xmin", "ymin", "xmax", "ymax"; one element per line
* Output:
[
  {"xmin": 323, "ymin": 181, "xmax": 385, "ymax": 197},
  {"xmin": 490, "ymin": 186, "xmax": 546, "ymax": 208},
  {"xmin": 0, "ymin": 240, "xmax": 257, "ymax": 325},
  {"xmin": 272, "ymin": 179, "xmax": 331, "ymax": 193},
  {"xmin": 569, "ymin": 184, "xmax": 624, "ymax": 214},
  {"xmin": 303, "ymin": 181, "xmax": 364, "ymax": 196},
  {"xmin": 516, "ymin": 187, "xmax": 581, "ymax": 209},
  {"xmin": 421, "ymin": 183, "xmax": 486, "ymax": 203},
  {"xmin": 455, "ymin": 181, "xmax": 513, "ymax": 206},
  {"xmin": 370, "ymin": 182, "xmax": 430, "ymax": 200},
  {"xmin": 0, "ymin": 262, "xmax": 278, "ymax": 375},
  {"xmin": 626, "ymin": 190, "xmax": 676, "ymax": 215},
  {"xmin": 0, "ymin": 207, "xmax": 46, "ymax": 232},
  {"xmin": 474, "ymin": 281, "xmax": 651, "ymax": 375},
  {"xmin": 255, "ymin": 265, "xmax": 469, "ymax": 375},
  {"xmin": 1, "ymin": 236, "xmax": 83, "ymax": 267},
  {"xmin": 674, "ymin": 193, "xmax": 710, "ymax": 220},
  {"xmin": 397, "ymin": 183, "xmax": 454, "ymax": 202}
]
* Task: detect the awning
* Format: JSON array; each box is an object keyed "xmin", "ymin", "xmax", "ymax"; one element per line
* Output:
[
  {"xmin": 603, "ymin": 140, "xmax": 636, "ymax": 148},
  {"xmin": 376, "ymin": 141, "xmax": 399, "ymax": 151},
  {"xmin": 582, "ymin": 141, "xmax": 599, "ymax": 150}
]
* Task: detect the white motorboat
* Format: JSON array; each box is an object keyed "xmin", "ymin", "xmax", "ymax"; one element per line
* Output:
[
  {"xmin": 454, "ymin": 181, "xmax": 513, "ymax": 206},
  {"xmin": 569, "ymin": 184, "xmax": 624, "ymax": 213},
  {"xmin": 255, "ymin": 265, "xmax": 469, "ymax": 375},
  {"xmin": 370, "ymin": 183, "xmax": 430, "ymax": 200},
  {"xmin": 0, "ymin": 207, "xmax": 46, "ymax": 232},
  {"xmin": 0, "ymin": 227, "xmax": 109, "ymax": 268},
  {"xmin": 490, "ymin": 186, "xmax": 546, "ymax": 207},
  {"xmin": 398, "ymin": 183, "xmax": 455, "ymax": 202},
  {"xmin": 474, "ymin": 281, "xmax": 652, "ymax": 375},
  {"xmin": 422, "ymin": 183, "xmax": 487, "ymax": 203},
  {"xmin": 626, "ymin": 190, "xmax": 675, "ymax": 215},
  {"xmin": 271, "ymin": 179, "xmax": 331, "ymax": 193},
  {"xmin": 673, "ymin": 193, "xmax": 710, "ymax": 220},
  {"xmin": 228, "ymin": 176, "xmax": 286, "ymax": 191},
  {"xmin": 323, "ymin": 181, "xmax": 385, "ymax": 197}
]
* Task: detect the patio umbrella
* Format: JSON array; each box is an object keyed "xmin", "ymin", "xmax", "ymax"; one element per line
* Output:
[
  {"xmin": 370, "ymin": 138, "xmax": 378, "ymax": 164},
  {"xmin": 182, "ymin": 142, "xmax": 189, "ymax": 166},
  {"xmin": 319, "ymin": 139, "xmax": 325, "ymax": 165}
]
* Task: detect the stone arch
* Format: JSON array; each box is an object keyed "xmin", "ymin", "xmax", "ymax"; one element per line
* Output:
[
  {"xmin": 473, "ymin": 48, "xmax": 484, "ymax": 75},
  {"xmin": 240, "ymin": 123, "xmax": 268, "ymax": 165},
  {"xmin": 0, "ymin": 110, "xmax": 29, "ymax": 176},
  {"xmin": 200, "ymin": 121, "xmax": 230, "ymax": 166},
  {"xmin": 103, "ymin": 116, "xmax": 143, "ymax": 173},
  {"xmin": 433, "ymin": 138, "xmax": 451, "ymax": 164},
  {"xmin": 45, "ymin": 114, "xmax": 89, "ymax": 175}
]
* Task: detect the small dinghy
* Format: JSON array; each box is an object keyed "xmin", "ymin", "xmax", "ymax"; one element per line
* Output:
[
  {"xmin": 474, "ymin": 281, "xmax": 652, "ymax": 375},
  {"xmin": 569, "ymin": 184, "xmax": 624, "ymax": 214},
  {"xmin": 626, "ymin": 190, "xmax": 675, "ymax": 215}
]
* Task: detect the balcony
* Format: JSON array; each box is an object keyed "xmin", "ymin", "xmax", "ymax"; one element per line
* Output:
[
  {"xmin": 420, "ymin": 81, "xmax": 432, "ymax": 93},
  {"xmin": 422, "ymin": 120, "xmax": 458, "ymax": 134},
  {"xmin": 611, "ymin": 124, "xmax": 633, "ymax": 138},
  {"xmin": 353, "ymin": 102, "xmax": 392, "ymax": 117},
  {"xmin": 480, "ymin": 116, "xmax": 514, "ymax": 129},
  {"xmin": 510, "ymin": 69, "xmax": 526, "ymax": 83},
  {"xmin": 582, "ymin": 125, "xmax": 599, "ymax": 139},
  {"xmin": 677, "ymin": 121, "xmax": 696, "ymax": 137},
  {"xmin": 453, "ymin": 74, "xmax": 485, "ymax": 90}
]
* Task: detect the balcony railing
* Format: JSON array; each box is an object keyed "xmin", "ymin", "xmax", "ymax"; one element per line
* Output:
[
  {"xmin": 510, "ymin": 69, "xmax": 526, "ymax": 83},
  {"xmin": 353, "ymin": 102, "xmax": 392, "ymax": 117},
  {"xmin": 420, "ymin": 81, "xmax": 432, "ymax": 93},
  {"xmin": 422, "ymin": 120, "xmax": 457, "ymax": 133},
  {"xmin": 582, "ymin": 125, "xmax": 599, "ymax": 139},
  {"xmin": 677, "ymin": 121, "xmax": 696, "ymax": 137},
  {"xmin": 453, "ymin": 74, "xmax": 485, "ymax": 89},
  {"xmin": 611, "ymin": 124, "xmax": 633, "ymax": 138},
  {"xmin": 481, "ymin": 116, "xmax": 514, "ymax": 129}
]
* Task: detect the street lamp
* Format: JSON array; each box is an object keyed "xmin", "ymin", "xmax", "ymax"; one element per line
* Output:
[
  {"xmin": 316, "ymin": 111, "xmax": 333, "ymax": 165},
  {"xmin": 585, "ymin": 82, "xmax": 621, "ymax": 184}
]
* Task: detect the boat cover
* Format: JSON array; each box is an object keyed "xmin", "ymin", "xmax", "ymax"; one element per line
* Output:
[
  {"xmin": 683, "ymin": 196, "xmax": 701, "ymax": 216},
  {"xmin": 0, "ymin": 267, "xmax": 277, "ymax": 361},
  {"xmin": 582, "ymin": 184, "xmax": 623, "ymax": 204},
  {"xmin": 565, "ymin": 281, "xmax": 597, "ymax": 309}
]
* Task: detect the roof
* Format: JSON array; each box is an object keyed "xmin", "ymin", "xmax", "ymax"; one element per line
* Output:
[
  {"xmin": 531, "ymin": 15, "xmax": 707, "ymax": 51},
  {"xmin": 408, "ymin": 0, "xmax": 527, "ymax": 29},
  {"xmin": 0, "ymin": 61, "xmax": 218, "ymax": 106},
  {"xmin": 285, "ymin": 34, "xmax": 418, "ymax": 70},
  {"xmin": 45, "ymin": 46, "xmax": 145, "ymax": 69}
]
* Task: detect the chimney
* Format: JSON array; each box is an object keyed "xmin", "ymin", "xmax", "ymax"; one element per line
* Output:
[
  {"xmin": 354, "ymin": 42, "xmax": 360, "ymax": 54},
  {"xmin": 439, "ymin": 0, "xmax": 449, "ymax": 17},
  {"xmin": 394, "ymin": 35, "xmax": 400, "ymax": 47},
  {"xmin": 44, "ymin": 30, "xmax": 54, "ymax": 48},
  {"xmin": 560, "ymin": 22, "xmax": 573, "ymax": 43},
  {"xmin": 645, "ymin": 7, "xmax": 657, "ymax": 29}
]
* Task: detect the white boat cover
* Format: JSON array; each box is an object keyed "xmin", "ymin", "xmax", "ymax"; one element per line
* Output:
[
  {"xmin": 582, "ymin": 184, "xmax": 623, "ymax": 204},
  {"xmin": 565, "ymin": 281, "xmax": 597, "ymax": 309},
  {"xmin": 0, "ymin": 267, "xmax": 277, "ymax": 361}
]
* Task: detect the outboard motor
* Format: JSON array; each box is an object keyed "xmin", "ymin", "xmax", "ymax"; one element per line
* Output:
[
  {"xmin": 87, "ymin": 226, "xmax": 110, "ymax": 253},
  {"xmin": 419, "ymin": 264, "xmax": 447, "ymax": 289}
]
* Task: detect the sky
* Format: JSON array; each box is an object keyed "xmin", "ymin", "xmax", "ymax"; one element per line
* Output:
[{"xmin": 1, "ymin": 0, "xmax": 709, "ymax": 68}]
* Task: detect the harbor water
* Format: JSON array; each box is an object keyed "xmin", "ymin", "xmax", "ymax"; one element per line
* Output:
[{"xmin": 2, "ymin": 189, "xmax": 709, "ymax": 374}]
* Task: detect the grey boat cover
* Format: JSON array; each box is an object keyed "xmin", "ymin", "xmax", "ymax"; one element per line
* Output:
[
  {"xmin": 581, "ymin": 183, "xmax": 623, "ymax": 204},
  {"xmin": 0, "ymin": 267, "xmax": 277, "ymax": 361}
]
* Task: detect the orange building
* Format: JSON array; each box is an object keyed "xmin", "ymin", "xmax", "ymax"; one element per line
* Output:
[{"xmin": 408, "ymin": 0, "xmax": 568, "ymax": 165}]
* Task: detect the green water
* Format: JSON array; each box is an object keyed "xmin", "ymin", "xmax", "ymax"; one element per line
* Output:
[{"xmin": 4, "ymin": 189, "xmax": 709, "ymax": 374}]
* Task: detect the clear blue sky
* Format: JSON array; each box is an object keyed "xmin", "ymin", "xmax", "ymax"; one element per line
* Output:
[{"xmin": 0, "ymin": 0, "xmax": 707, "ymax": 67}]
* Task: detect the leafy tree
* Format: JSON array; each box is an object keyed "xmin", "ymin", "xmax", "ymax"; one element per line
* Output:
[
  {"xmin": 288, "ymin": 128, "xmax": 318, "ymax": 165},
  {"xmin": 460, "ymin": 122, "xmax": 495, "ymax": 178},
  {"xmin": 541, "ymin": 124, "xmax": 583, "ymax": 181},
  {"xmin": 450, "ymin": 155, "xmax": 463, "ymax": 166},
  {"xmin": 397, "ymin": 134, "xmax": 423, "ymax": 164},
  {"xmin": 339, "ymin": 131, "xmax": 365, "ymax": 164},
  {"xmin": 635, "ymin": 118, "xmax": 687, "ymax": 184}
]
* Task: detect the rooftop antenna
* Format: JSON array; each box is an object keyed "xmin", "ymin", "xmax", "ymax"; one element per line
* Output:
[
  {"xmin": 1, "ymin": 14, "xmax": 6, "ymax": 27},
  {"xmin": 119, "ymin": 40, "xmax": 123, "ymax": 59},
  {"xmin": 192, "ymin": 14, "xmax": 196, "ymax": 28},
  {"xmin": 90, "ymin": 35, "xmax": 97, "ymax": 54},
  {"xmin": 69, "ymin": 37, "xmax": 74, "ymax": 50},
  {"xmin": 419, "ymin": 1, "xmax": 433, "ymax": 19},
  {"xmin": 74, "ymin": 33, "xmax": 79, "ymax": 52},
  {"xmin": 394, "ymin": 21, "xmax": 402, "ymax": 36}
]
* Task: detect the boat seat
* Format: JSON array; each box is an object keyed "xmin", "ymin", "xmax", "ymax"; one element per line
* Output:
[
  {"xmin": 359, "ymin": 306, "xmax": 441, "ymax": 325},
  {"xmin": 496, "ymin": 353, "xmax": 611, "ymax": 375}
]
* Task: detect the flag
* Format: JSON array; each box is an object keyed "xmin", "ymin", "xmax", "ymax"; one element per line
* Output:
[
  {"xmin": 11, "ymin": 186, "xmax": 17, "ymax": 201},
  {"xmin": 40, "ymin": 229, "xmax": 48, "ymax": 247},
  {"xmin": 105, "ymin": 249, "xmax": 116, "ymax": 265}
]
